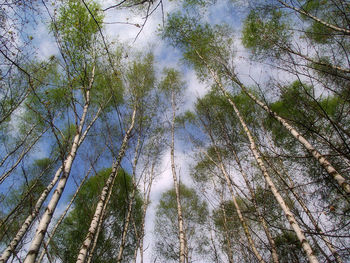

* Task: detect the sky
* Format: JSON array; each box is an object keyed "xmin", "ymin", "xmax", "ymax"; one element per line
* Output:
[
  {"xmin": 2, "ymin": 1, "xmax": 348, "ymax": 262},
  {"xmin": 96, "ymin": 1, "xmax": 247, "ymax": 262},
  {"xmin": 0, "ymin": 0, "xmax": 250, "ymax": 261},
  {"xmin": 0, "ymin": 0, "xmax": 298, "ymax": 262}
]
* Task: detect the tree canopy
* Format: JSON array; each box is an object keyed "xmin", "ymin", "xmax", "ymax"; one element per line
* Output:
[{"xmin": 0, "ymin": 0, "xmax": 349, "ymax": 262}]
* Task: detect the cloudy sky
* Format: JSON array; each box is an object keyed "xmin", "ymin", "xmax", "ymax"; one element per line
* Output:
[
  {"xmin": 0, "ymin": 0, "xmax": 292, "ymax": 261},
  {"xmin": 3, "ymin": 0, "xmax": 252, "ymax": 261}
]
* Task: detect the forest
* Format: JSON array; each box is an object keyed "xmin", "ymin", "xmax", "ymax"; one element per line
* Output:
[{"xmin": 0, "ymin": 0, "xmax": 349, "ymax": 262}]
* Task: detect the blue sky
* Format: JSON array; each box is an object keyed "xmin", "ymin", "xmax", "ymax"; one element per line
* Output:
[
  {"xmin": 0, "ymin": 0, "xmax": 245, "ymax": 260},
  {"xmin": 0, "ymin": 0, "xmax": 286, "ymax": 262}
]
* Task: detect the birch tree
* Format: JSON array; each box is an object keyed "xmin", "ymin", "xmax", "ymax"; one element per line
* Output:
[
  {"xmin": 51, "ymin": 168, "xmax": 142, "ymax": 263},
  {"xmin": 154, "ymin": 184, "xmax": 209, "ymax": 263},
  {"xmin": 160, "ymin": 68, "xmax": 189, "ymax": 263},
  {"xmin": 0, "ymin": 1, "xmax": 112, "ymax": 262},
  {"xmin": 76, "ymin": 50, "xmax": 158, "ymax": 263},
  {"xmin": 163, "ymin": 14, "xmax": 320, "ymax": 263}
]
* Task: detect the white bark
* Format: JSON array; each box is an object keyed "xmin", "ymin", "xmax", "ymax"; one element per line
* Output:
[
  {"xmin": 216, "ymin": 116, "xmax": 280, "ymax": 263},
  {"xmin": 277, "ymin": 0, "xmax": 350, "ymax": 35},
  {"xmin": 75, "ymin": 106, "xmax": 137, "ymax": 263},
  {"xmin": 266, "ymin": 157, "xmax": 343, "ymax": 263},
  {"xmin": 229, "ymin": 76, "xmax": 350, "ymax": 194},
  {"xmin": 0, "ymin": 165, "xmax": 62, "ymax": 263},
  {"xmin": 86, "ymin": 171, "xmax": 113, "ymax": 263},
  {"xmin": 231, "ymin": 95, "xmax": 318, "ymax": 263},
  {"xmin": 204, "ymin": 146, "xmax": 266, "ymax": 263},
  {"xmin": 139, "ymin": 164, "xmax": 154, "ymax": 263},
  {"xmin": 116, "ymin": 188, "xmax": 136, "ymax": 263},
  {"xmin": 23, "ymin": 68, "xmax": 95, "ymax": 263},
  {"xmin": 217, "ymin": 187, "xmax": 234, "ymax": 263},
  {"xmin": 37, "ymin": 163, "xmax": 94, "ymax": 263},
  {"xmin": 116, "ymin": 133, "xmax": 141, "ymax": 263},
  {"xmin": 170, "ymin": 90, "xmax": 188, "ymax": 263},
  {"xmin": 201, "ymin": 59, "xmax": 319, "ymax": 263},
  {"xmin": 23, "ymin": 112, "xmax": 88, "ymax": 262},
  {"xmin": 2, "ymin": 67, "xmax": 102, "ymax": 263},
  {"xmin": 0, "ymin": 157, "xmax": 57, "ymax": 231}
]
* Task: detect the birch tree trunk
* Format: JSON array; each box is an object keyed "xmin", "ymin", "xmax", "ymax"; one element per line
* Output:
[
  {"xmin": 265, "ymin": 157, "xmax": 343, "ymax": 263},
  {"xmin": 23, "ymin": 87, "xmax": 92, "ymax": 263},
  {"xmin": 217, "ymin": 187, "xmax": 235, "ymax": 263},
  {"xmin": 226, "ymin": 90, "xmax": 318, "ymax": 263},
  {"xmin": 117, "ymin": 131, "xmax": 143, "ymax": 263},
  {"xmin": 215, "ymin": 117, "xmax": 279, "ymax": 263},
  {"xmin": 139, "ymin": 164, "xmax": 154, "ymax": 263},
  {"xmin": 0, "ymin": 156, "xmax": 57, "ymax": 232},
  {"xmin": 201, "ymin": 60, "xmax": 319, "ymax": 263},
  {"xmin": 76, "ymin": 106, "xmax": 137, "ymax": 263},
  {"xmin": 233, "ymin": 150, "xmax": 279, "ymax": 263},
  {"xmin": 116, "ymin": 187, "xmax": 136, "ymax": 263},
  {"xmin": 203, "ymin": 139, "xmax": 266, "ymax": 263},
  {"xmin": 131, "ymin": 216, "xmax": 141, "ymax": 263},
  {"xmin": 37, "ymin": 162, "xmax": 94, "ymax": 263},
  {"xmin": 277, "ymin": 0, "xmax": 350, "ymax": 35},
  {"xmin": 0, "ymin": 165, "xmax": 62, "ymax": 263},
  {"xmin": 225, "ymin": 70, "xmax": 350, "ymax": 194},
  {"xmin": 88, "ymin": 120, "xmax": 140, "ymax": 263},
  {"xmin": 86, "ymin": 174, "xmax": 113, "ymax": 263},
  {"xmin": 170, "ymin": 90, "xmax": 188, "ymax": 263}
]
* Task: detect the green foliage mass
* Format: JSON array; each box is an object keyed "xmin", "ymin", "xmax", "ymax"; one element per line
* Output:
[
  {"xmin": 264, "ymin": 81, "xmax": 315, "ymax": 146},
  {"xmin": 52, "ymin": 168, "xmax": 143, "ymax": 263},
  {"xmin": 195, "ymin": 88, "xmax": 260, "ymax": 147},
  {"xmin": 0, "ymin": 158, "xmax": 55, "ymax": 245},
  {"xmin": 301, "ymin": 0, "xmax": 342, "ymax": 44},
  {"xmin": 92, "ymin": 63, "xmax": 124, "ymax": 111},
  {"xmin": 274, "ymin": 231, "xmax": 305, "ymax": 262},
  {"xmin": 21, "ymin": 59, "xmax": 72, "ymax": 132},
  {"xmin": 212, "ymin": 197, "xmax": 254, "ymax": 260},
  {"xmin": 53, "ymin": 0, "xmax": 104, "ymax": 69},
  {"xmin": 154, "ymin": 184, "xmax": 209, "ymax": 262},
  {"xmin": 242, "ymin": 9, "xmax": 290, "ymax": 57},
  {"xmin": 55, "ymin": 0, "xmax": 103, "ymax": 50},
  {"xmin": 163, "ymin": 13, "xmax": 233, "ymax": 81},
  {"xmin": 160, "ymin": 68, "xmax": 185, "ymax": 95},
  {"xmin": 306, "ymin": 21, "xmax": 333, "ymax": 44},
  {"xmin": 264, "ymin": 80, "xmax": 346, "ymax": 149},
  {"xmin": 213, "ymin": 198, "xmax": 251, "ymax": 232},
  {"xmin": 127, "ymin": 52, "xmax": 156, "ymax": 103}
]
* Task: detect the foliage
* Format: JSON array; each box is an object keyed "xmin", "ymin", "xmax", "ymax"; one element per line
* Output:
[
  {"xmin": 1, "ymin": 0, "xmax": 350, "ymax": 262},
  {"xmin": 53, "ymin": 0, "xmax": 103, "ymax": 68},
  {"xmin": 242, "ymin": 9, "xmax": 290, "ymax": 57},
  {"xmin": 274, "ymin": 231, "xmax": 305, "ymax": 262},
  {"xmin": 163, "ymin": 13, "xmax": 233, "ymax": 81},
  {"xmin": 127, "ymin": 52, "xmax": 156, "ymax": 104},
  {"xmin": 0, "ymin": 158, "xmax": 55, "ymax": 244},
  {"xmin": 51, "ymin": 169, "xmax": 143, "ymax": 263},
  {"xmin": 154, "ymin": 184, "xmax": 210, "ymax": 262}
]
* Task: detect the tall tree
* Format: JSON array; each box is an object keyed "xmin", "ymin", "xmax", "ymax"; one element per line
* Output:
[
  {"xmin": 76, "ymin": 51, "xmax": 157, "ymax": 263},
  {"xmin": 163, "ymin": 14, "xmax": 320, "ymax": 263},
  {"xmin": 51, "ymin": 168, "xmax": 142, "ymax": 263},
  {"xmin": 154, "ymin": 184, "xmax": 209, "ymax": 263},
  {"xmin": 160, "ymin": 68, "xmax": 189, "ymax": 263}
]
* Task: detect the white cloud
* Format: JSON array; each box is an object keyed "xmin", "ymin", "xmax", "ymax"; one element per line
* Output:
[
  {"xmin": 102, "ymin": 0, "xmax": 178, "ymax": 48},
  {"xmin": 143, "ymin": 145, "xmax": 197, "ymax": 262},
  {"xmin": 183, "ymin": 70, "xmax": 209, "ymax": 111},
  {"xmin": 33, "ymin": 22, "xmax": 58, "ymax": 61}
]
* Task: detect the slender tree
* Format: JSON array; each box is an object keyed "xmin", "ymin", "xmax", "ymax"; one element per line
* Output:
[{"xmin": 160, "ymin": 68, "xmax": 189, "ymax": 263}]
